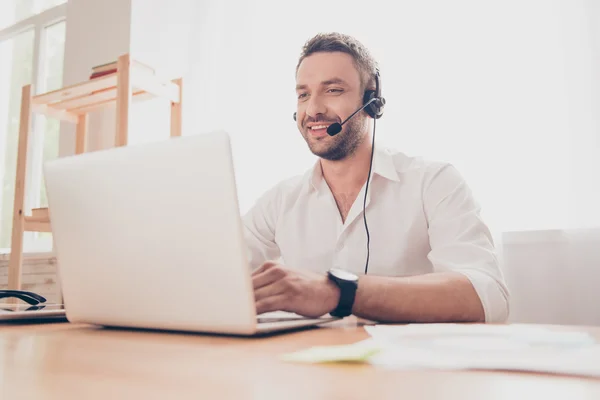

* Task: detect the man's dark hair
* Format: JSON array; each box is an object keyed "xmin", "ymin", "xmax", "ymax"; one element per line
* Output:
[{"xmin": 296, "ymin": 32, "xmax": 379, "ymax": 92}]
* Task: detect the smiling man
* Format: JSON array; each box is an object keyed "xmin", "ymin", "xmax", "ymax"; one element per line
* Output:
[{"xmin": 243, "ymin": 32, "xmax": 510, "ymax": 323}]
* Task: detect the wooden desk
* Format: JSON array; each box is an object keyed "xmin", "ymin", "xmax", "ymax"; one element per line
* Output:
[{"xmin": 1, "ymin": 319, "xmax": 600, "ymax": 399}]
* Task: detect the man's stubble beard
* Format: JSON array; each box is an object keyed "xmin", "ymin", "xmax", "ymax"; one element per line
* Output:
[{"xmin": 303, "ymin": 113, "xmax": 368, "ymax": 161}]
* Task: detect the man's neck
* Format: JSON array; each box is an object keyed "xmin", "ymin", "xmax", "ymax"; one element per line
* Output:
[{"xmin": 320, "ymin": 136, "xmax": 373, "ymax": 194}]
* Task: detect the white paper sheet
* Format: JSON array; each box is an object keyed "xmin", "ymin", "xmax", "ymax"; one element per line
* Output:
[{"xmin": 365, "ymin": 324, "xmax": 600, "ymax": 378}]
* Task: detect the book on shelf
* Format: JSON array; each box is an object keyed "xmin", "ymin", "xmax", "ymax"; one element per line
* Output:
[{"xmin": 89, "ymin": 59, "xmax": 155, "ymax": 80}]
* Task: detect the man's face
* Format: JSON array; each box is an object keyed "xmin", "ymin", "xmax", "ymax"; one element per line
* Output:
[{"xmin": 295, "ymin": 52, "xmax": 368, "ymax": 161}]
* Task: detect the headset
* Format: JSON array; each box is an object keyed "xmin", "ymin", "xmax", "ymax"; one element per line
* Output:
[
  {"xmin": 362, "ymin": 68, "xmax": 386, "ymax": 119},
  {"xmin": 294, "ymin": 68, "xmax": 386, "ymax": 274}
]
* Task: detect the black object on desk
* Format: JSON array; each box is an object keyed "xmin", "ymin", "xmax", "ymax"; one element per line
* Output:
[{"xmin": 0, "ymin": 289, "xmax": 47, "ymax": 305}]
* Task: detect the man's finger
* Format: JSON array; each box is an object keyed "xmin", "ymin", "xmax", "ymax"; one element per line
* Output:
[
  {"xmin": 254, "ymin": 279, "xmax": 287, "ymax": 302},
  {"xmin": 256, "ymin": 294, "xmax": 288, "ymax": 315},
  {"xmin": 252, "ymin": 265, "xmax": 285, "ymax": 289},
  {"xmin": 251, "ymin": 260, "xmax": 278, "ymax": 276}
]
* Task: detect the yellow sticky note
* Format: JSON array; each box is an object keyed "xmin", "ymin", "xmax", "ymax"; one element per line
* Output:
[{"xmin": 280, "ymin": 339, "xmax": 382, "ymax": 363}]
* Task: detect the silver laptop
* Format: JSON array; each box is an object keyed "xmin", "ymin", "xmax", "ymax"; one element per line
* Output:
[
  {"xmin": 43, "ymin": 131, "xmax": 337, "ymax": 335},
  {"xmin": 0, "ymin": 303, "xmax": 66, "ymax": 322}
]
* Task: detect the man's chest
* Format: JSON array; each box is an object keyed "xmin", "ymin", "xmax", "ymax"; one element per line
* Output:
[
  {"xmin": 274, "ymin": 197, "xmax": 434, "ymax": 276},
  {"xmin": 331, "ymin": 190, "xmax": 361, "ymax": 223}
]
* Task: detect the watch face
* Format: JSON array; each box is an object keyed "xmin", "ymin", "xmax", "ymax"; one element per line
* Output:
[{"xmin": 330, "ymin": 268, "xmax": 358, "ymax": 282}]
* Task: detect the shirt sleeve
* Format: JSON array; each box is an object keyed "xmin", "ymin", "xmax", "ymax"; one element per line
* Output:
[
  {"xmin": 423, "ymin": 163, "xmax": 510, "ymax": 323},
  {"xmin": 241, "ymin": 184, "xmax": 282, "ymax": 270}
]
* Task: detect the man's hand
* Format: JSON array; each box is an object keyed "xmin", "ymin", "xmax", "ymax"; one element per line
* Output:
[{"xmin": 252, "ymin": 261, "xmax": 340, "ymax": 318}]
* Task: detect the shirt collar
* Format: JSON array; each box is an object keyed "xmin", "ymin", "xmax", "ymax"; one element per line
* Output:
[{"xmin": 307, "ymin": 145, "xmax": 401, "ymax": 192}]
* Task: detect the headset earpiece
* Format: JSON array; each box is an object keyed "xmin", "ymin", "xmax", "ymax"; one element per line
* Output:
[
  {"xmin": 363, "ymin": 90, "xmax": 378, "ymax": 119},
  {"xmin": 363, "ymin": 69, "xmax": 385, "ymax": 119},
  {"xmin": 293, "ymin": 112, "xmax": 297, "ymax": 121}
]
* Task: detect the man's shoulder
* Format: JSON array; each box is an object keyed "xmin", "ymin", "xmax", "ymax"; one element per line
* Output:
[
  {"xmin": 381, "ymin": 146, "xmax": 474, "ymax": 208},
  {"xmin": 380, "ymin": 146, "xmax": 453, "ymax": 179},
  {"xmin": 256, "ymin": 169, "xmax": 311, "ymax": 204}
]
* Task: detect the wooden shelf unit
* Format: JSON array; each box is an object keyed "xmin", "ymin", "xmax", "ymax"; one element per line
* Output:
[{"xmin": 7, "ymin": 53, "xmax": 183, "ymax": 292}]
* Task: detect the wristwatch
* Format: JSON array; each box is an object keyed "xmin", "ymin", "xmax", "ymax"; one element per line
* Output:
[{"xmin": 327, "ymin": 268, "xmax": 358, "ymax": 317}]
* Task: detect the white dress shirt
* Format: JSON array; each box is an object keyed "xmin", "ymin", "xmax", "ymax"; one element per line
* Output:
[{"xmin": 242, "ymin": 145, "xmax": 510, "ymax": 323}]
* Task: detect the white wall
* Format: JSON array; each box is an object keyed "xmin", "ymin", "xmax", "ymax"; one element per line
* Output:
[
  {"xmin": 502, "ymin": 229, "xmax": 600, "ymax": 326},
  {"xmin": 59, "ymin": 0, "xmax": 131, "ymax": 155},
  {"xmin": 187, "ymin": 0, "xmax": 600, "ymax": 232},
  {"xmin": 567, "ymin": 0, "xmax": 600, "ymax": 229},
  {"xmin": 127, "ymin": 0, "xmax": 195, "ymax": 145},
  {"xmin": 59, "ymin": 0, "xmax": 196, "ymax": 155}
]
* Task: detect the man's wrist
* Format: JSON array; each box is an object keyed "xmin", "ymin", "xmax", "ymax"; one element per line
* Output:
[{"xmin": 324, "ymin": 277, "xmax": 341, "ymax": 313}]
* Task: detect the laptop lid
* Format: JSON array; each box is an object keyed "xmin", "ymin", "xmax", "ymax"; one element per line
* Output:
[{"xmin": 43, "ymin": 131, "xmax": 259, "ymax": 334}]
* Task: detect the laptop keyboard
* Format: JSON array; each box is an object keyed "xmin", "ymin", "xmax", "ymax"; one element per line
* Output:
[{"xmin": 256, "ymin": 317, "xmax": 308, "ymax": 323}]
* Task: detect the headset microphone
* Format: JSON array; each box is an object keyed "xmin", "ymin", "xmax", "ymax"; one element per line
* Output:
[{"xmin": 326, "ymin": 97, "xmax": 381, "ymax": 136}]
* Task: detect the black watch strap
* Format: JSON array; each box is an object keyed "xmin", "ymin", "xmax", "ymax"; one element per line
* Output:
[
  {"xmin": 328, "ymin": 270, "xmax": 358, "ymax": 317},
  {"xmin": 330, "ymin": 288, "xmax": 356, "ymax": 317}
]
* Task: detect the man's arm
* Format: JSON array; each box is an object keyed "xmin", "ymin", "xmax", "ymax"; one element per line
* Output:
[
  {"xmin": 242, "ymin": 185, "xmax": 282, "ymax": 270},
  {"xmin": 252, "ymin": 264, "xmax": 485, "ymax": 321},
  {"xmin": 352, "ymin": 163, "xmax": 509, "ymax": 323},
  {"xmin": 351, "ymin": 272, "xmax": 484, "ymax": 322}
]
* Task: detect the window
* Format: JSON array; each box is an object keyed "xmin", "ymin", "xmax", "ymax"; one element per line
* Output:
[{"xmin": 0, "ymin": 1, "xmax": 67, "ymax": 253}]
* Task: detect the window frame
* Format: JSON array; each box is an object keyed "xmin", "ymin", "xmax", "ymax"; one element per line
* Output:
[{"xmin": 0, "ymin": 3, "xmax": 67, "ymax": 254}]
